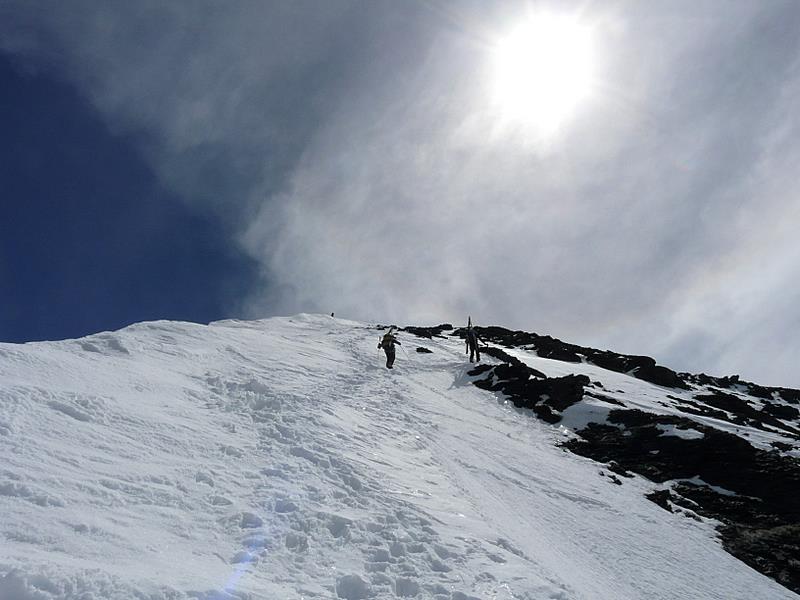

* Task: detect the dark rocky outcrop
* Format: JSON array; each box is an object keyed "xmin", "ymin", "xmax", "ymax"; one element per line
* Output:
[
  {"xmin": 681, "ymin": 373, "xmax": 800, "ymax": 405},
  {"xmin": 634, "ymin": 364, "xmax": 686, "ymax": 388},
  {"xmin": 583, "ymin": 390, "xmax": 625, "ymax": 407},
  {"xmin": 453, "ymin": 326, "xmax": 687, "ymax": 389},
  {"xmin": 762, "ymin": 401, "xmax": 800, "ymax": 421},
  {"xmin": 680, "ymin": 372, "xmax": 743, "ymax": 389},
  {"xmin": 467, "ymin": 346, "xmax": 587, "ymax": 424},
  {"xmin": 478, "ymin": 345, "xmax": 547, "ymax": 378},
  {"xmin": 455, "ymin": 326, "xmax": 582, "ymax": 362},
  {"xmin": 564, "ymin": 409, "xmax": 800, "ymax": 594},
  {"xmin": 402, "ymin": 324, "xmax": 453, "ymax": 339},
  {"xmin": 683, "ymin": 391, "xmax": 800, "ymax": 439},
  {"xmin": 415, "ymin": 347, "xmax": 433, "ymax": 354},
  {"xmin": 772, "ymin": 441, "xmax": 795, "ymax": 452},
  {"xmin": 645, "ymin": 489, "xmax": 675, "ymax": 512},
  {"xmin": 720, "ymin": 523, "xmax": 800, "ymax": 590}
]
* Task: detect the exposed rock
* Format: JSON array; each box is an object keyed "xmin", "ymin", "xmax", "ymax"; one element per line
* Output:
[
  {"xmin": 762, "ymin": 402, "xmax": 800, "ymax": 421},
  {"xmin": 646, "ymin": 490, "xmax": 675, "ymax": 512},
  {"xmin": 771, "ymin": 441, "xmax": 794, "ymax": 452},
  {"xmin": 681, "ymin": 373, "xmax": 800, "ymax": 405},
  {"xmin": 689, "ymin": 391, "xmax": 800, "ymax": 439},
  {"xmin": 402, "ymin": 324, "xmax": 453, "ymax": 339},
  {"xmin": 721, "ymin": 523, "xmax": 800, "ymax": 593},
  {"xmin": 681, "ymin": 372, "xmax": 741, "ymax": 389},
  {"xmin": 563, "ymin": 409, "xmax": 800, "ymax": 595},
  {"xmin": 455, "ymin": 326, "xmax": 582, "ymax": 362},
  {"xmin": 634, "ymin": 364, "xmax": 686, "ymax": 388},
  {"xmin": 590, "ymin": 351, "xmax": 654, "ymax": 373},
  {"xmin": 478, "ymin": 345, "xmax": 547, "ymax": 378},
  {"xmin": 454, "ymin": 326, "xmax": 687, "ymax": 389},
  {"xmin": 584, "ymin": 390, "xmax": 625, "ymax": 407},
  {"xmin": 468, "ymin": 350, "xmax": 587, "ymax": 424}
]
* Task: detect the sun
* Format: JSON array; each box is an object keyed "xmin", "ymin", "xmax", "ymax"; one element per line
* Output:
[{"xmin": 492, "ymin": 14, "xmax": 595, "ymax": 135}]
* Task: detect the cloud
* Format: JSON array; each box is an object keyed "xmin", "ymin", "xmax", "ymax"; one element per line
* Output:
[
  {"xmin": 0, "ymin": 0, "xmax": 364, "ymax": 219},
  {"xmin": 2, "ymin": 1, "xmax": 800, "ymax": 386}
]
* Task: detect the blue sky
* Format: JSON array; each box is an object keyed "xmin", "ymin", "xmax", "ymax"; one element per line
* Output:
[
  {"xmin": 0, "ymin": 54, "xmax": 257, "ymax": 341},
  {"xmin": 1, "ymin": 1, "xmax": 799, "ymax": 387}
]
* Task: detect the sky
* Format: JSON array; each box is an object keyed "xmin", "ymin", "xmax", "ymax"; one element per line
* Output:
[{"xmin": 1, "ymin": 0, "xmax": 799, "ymax": 387}]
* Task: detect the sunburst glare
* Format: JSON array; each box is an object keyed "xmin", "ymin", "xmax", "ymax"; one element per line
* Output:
[{"xmin": 492, "ymin": 13, "xmax": 595, "ymax": 136}]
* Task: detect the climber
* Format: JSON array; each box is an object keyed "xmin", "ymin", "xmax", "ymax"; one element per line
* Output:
[
  {"xmin": 378, "ymin": 328, "xmax": 401, "ymax": 369},
  {"xmin": 466, "ymin": 317, "xmax": 481, "ymax": 363}
]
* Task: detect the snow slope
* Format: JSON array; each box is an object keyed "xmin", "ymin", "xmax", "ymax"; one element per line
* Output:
[{"xmin": 0, "ymin": 314, "xmax": 796, "ymax": 599}]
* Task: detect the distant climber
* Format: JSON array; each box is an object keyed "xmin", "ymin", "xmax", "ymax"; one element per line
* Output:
[
  {"xmin": 378, "ymin": 328, "xmax": 401, "ymax": 369},
  {"xmin": 466, "ymin": 317, "xmax": 481, "ymax": 363}
]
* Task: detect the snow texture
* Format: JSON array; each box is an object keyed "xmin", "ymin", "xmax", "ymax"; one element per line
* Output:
[{"xmin": 0, "ymin": 314, "xmax": 796, "ymax": 599}]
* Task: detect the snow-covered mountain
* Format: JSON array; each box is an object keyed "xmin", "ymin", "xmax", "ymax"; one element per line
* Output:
[{"xmin": 1, "ymin": 314, "xmax": 797, "ymax": 600}]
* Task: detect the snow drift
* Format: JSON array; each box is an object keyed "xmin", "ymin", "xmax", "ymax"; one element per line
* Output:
[{"xmin": 0, "ymin": 314, "xmax": 797, "ymax": 599}]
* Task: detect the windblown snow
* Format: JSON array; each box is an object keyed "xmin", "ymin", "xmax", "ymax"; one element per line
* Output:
[{"xmin": 0, "ymin": 314, "xmax": 796, "ymax": 599}]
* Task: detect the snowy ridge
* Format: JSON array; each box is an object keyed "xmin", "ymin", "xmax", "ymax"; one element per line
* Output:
[{"xmin": 0, "ymin": 314, "xmax": 797, "ymax": 599}]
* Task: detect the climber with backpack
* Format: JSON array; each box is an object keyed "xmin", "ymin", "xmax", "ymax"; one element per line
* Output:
[
  {"xmin": 466, "ymin": 317, "xmax": 481, "ymax": 363},
  {"xmin": 378, "ymin": 327, "xmax": 401, "ymax": 369}
]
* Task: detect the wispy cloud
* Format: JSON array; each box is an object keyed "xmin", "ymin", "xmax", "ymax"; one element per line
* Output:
[{"xmin": 2, "ymin": 1, "xmax": 799, "ymax": 386}]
